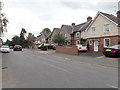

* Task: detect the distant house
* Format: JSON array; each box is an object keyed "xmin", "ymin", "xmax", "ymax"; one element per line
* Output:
[
  {"xmin": 60, "ymin": 25, "xmax": 72, "ymax": 44},
  {"xmin": 84, "ymin": 11, "xmax": 120, "ymax": 52},
  {"xmin": 35, "ymin": 32, "xmax": 51, "ymax": 44},
  {"xmin": 49, "ymin": 28, "xmax": 61, "ymax": 44}
]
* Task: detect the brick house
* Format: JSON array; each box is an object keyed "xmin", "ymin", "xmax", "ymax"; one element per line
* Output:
[
  {"xmin": 60, "ymin": 25, "xmax": 72, "ymax": 44},
  {"xmin": 48, "ymin": 28, "xmax": 61, "ymax": 44},
  {"xmin": 70, "ymin": 17, "xmax": 92, "ymax": 46},
  {"xmin": 83, "ymin": 11, "xmax": 120, "ymax": 52}
]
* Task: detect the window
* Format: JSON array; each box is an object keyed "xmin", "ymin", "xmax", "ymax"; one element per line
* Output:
[
  {"xmin": 91, "ymin": 27, "xmax": 96, "ymax": 34},
  {"xmin": 89, "ymin": 40, "xmax": 93, "ymax": 45},
  {"xmin": 65, "ymin": 34, "xmax": 68, "ymax": 38},
  {"xmin": 104, "ymin": 38, "xmax": 110, "ymax": 47},
  {"xmin": 76, "ymin": 32, "xmax": 80, "ymax": 37},
  {"xmin": 76, "ymin": 40, "xmax": 80, "ymax": 45},
  {"xmin": 104, "ymin": 24, "xmax": 110, "ymax": 32}
]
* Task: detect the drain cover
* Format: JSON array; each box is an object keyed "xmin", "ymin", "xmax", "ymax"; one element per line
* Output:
[{"xmin": 2, "ymin": 67, "xmax": 8, "ymax": 69}]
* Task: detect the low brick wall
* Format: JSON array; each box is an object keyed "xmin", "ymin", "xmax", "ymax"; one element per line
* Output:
[{"xmin": 56, "ymin": 45, "xmax": 78, "ymax": 55}]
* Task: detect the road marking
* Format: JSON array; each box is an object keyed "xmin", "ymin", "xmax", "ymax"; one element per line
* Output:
[
  {"xmin": 65, "ymin": 58, "xmax": 71, "ymax": 61},
  {"xmin": 96, "ymin": 56, "xmax": 105, "ymax": 59},
  {"xmin": 42, "ymin": 62, "xmax": 69, "ymax": 72},
  {"xmin": 106, "ymin": 84, "xmax": 119, "ymax": 88}
]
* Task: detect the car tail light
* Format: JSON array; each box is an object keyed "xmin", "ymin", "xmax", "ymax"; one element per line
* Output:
[{"xmin": 112, "ymin": 49, "xmax": 118, "ymax": 51}]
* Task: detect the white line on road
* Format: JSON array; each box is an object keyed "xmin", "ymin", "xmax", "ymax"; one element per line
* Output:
[
  {"xmin": 42, "ymin": 62, "xmax": 69, "ymax": 72},
  {"xmin": 106, "ymin": 84, "xmax": 118, "ymax": 88}
]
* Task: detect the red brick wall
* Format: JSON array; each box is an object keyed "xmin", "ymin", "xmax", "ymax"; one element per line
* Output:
[
  {"xmin": 87, "ymin": 35, "xmax": 120, "ymax": 51},
  {"xmin": 56, "ymin": 45, "xmax": 78, "ymax": 55}
]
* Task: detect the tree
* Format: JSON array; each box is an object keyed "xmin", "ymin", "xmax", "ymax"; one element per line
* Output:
[
  {"xmin": 41, "ymin": 28, "xmax": 51, "ymax": 34},
  {"xmin": 52, "ymin": 33, "xmax": 65, "ymax": 46},
  {"xmin": 0, "ymin": 1, "xmax": 9, "ymax": 36},
  {"xmin": 20, "ymin": 28, "xmax": 27, "ymax": 47},
  {"xmin": 4, "ymin": 39, "xmax": 11, "ymax": 45},
  {"xmin": 27, "ymin": 32, "xmax": 35, "ymax": 47},
  {"xmin": 12, "ymin": 35, "xmax": 20, "ymax": 45}
]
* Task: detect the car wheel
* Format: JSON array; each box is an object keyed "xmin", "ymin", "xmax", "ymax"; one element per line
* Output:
[{"xmin": 104, "ymin": 55, "xmax": 109, "ymax": 57}]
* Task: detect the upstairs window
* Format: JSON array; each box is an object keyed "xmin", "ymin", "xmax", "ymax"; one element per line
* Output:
[
  {"xmin": 91, "ymin": 27, "xmax": 96, "ymax": 34},
  {"xmin": 104, "ymin": 24, "xmax": 110, "ymax": 32},
  {"xmin": 76, "ymin": 32, "xmax": 80, "ymax": 37},
  {"xmin": 65, "ymin": 34, "xmax": 68, "ymax": 38}
]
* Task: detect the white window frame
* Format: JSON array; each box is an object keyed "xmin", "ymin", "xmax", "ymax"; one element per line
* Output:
[
  {"xmin": 91, "ymin": 27, "xmax": 96, "ymax": 34},
  {"xmin": 65, "ymin": 34, "xmax": 68, "ymax": 38},
  {"xmin": 104, "ymin": 24, "xmax": 110, "ymax": 33},
  {"xmin": 76, "ymin": 32, "xmax": 80, "ymax": 37},
  {"xmin": 76, "ymin": 40, "xmax": 80, "ymax": 45},
  {"xmin": 89, "ymin": 40, "xmax": 93, "ymax": 45},
  {"xmin": 104, "ymin": 38, "xmax": 110, "ymax": 47}
]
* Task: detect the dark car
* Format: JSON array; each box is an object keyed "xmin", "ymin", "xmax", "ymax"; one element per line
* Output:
[
  {"xmin": 13, "ymin": 45, "xmax": 22, "ymax": 51},
  {"xmin": 103, "ymin": 44, "xmax": 120, "ymax": 57},
  {"xmin": 38, "ymin": 43, "xmax": 56, "ymax": 50}
]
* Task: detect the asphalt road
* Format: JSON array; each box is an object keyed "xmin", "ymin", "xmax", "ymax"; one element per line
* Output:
[{"xmin": 2, "ymin": 49, "xmax": 118, "ymax": 88}]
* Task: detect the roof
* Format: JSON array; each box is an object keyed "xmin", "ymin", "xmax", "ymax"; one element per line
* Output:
[
  {"xmin": 86, "ymin": 11, "xmax": 120, "ymax": 31},
  {"xmin": 73, "ymin": 22, "xmax": 87, "ymax": 33},
  {"xmin": 61, "ymin": 25, "xmax": 72, "ymax": 34},
  {"xmin": 80, "ymin": 20, "xmax": 92, "ymax": 32},
  {"xmin": 43, "ymin": 32, "xmax": 51, "ymax": 39},
  {"xmin": 100, "ymin": 12, "xmax": 120, "ymax": 25},
  {"xmin": 53, "ymin": 28, "xmax": 61, "ymax": 33}
]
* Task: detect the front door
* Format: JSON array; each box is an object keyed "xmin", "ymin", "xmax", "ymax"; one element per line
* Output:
[{"xmin": 94, "ymin": 40, "xmax": 98, "ymax": 52}]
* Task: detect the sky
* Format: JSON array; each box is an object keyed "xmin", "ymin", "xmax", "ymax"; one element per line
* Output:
[{"xmin": 1, "ymin": 0, "xmax": 120, "ymax": 41}]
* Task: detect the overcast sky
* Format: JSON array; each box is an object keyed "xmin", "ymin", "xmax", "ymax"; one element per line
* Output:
[{"xmin": 1, "ymin": 0, "xmax": 120, "ymax": 41}]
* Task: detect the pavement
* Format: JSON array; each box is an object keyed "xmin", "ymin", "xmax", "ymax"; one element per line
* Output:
[{"xmin": 31, "ymin": 49, "xmax": 119, "ymax": 68}]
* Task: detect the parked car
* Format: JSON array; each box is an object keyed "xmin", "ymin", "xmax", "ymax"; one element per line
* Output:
[
  {"xmin": 103, "ymin": 44, "xmax": 120, "ymax": 57},
  {"xmin": 9, "ymin": 46, "xmax": 14, "ymax": 49},
  {"xmin": 13, "ymin": 45, "xmax": 22, "ymax": 51},
  {"xmin": 0, "ymin": 45, "xmax": 10, "ymax": 53},
  {"xmin": 77, "ymin": 44, "xmax": 87, "ymax": 52},
  {"xmin": 38, "ymin": 43, "xmax": 56, "ymax": 50}
]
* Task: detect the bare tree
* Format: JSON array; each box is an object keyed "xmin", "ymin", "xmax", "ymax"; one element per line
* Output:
[{"xmin": 0, "ymin": 1, "xmax": 8, "ymax": 36}]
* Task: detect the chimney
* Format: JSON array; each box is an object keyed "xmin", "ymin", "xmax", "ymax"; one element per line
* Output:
[
  {"xmin": 87, "ymin": 16, "xmax": 92, "ymax": 22},
  {"xmin": 117, "ymin": 10, "xmax": 120, "ymax": 18},
  {"xmin": 71, "ymin": 23, "xmax": 75, "ymax": 33},
  {"xmin": 71, "ymin": 23, "xmax": 75, "ymax": 26}
]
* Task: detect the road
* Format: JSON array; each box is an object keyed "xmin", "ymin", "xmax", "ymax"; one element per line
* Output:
[{"xmin": 2, "ymin": 49, "xmax": 118, "ymax": 88}]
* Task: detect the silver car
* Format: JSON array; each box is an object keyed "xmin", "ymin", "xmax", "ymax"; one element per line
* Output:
[{"xmin": 0, "ymin": 45, "xmax": 10, "ymax": 53}]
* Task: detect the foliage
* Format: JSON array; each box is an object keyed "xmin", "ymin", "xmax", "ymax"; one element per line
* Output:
[
  {"xmin": 4, "ymin": 39, "xmax": 11, "ymax": 45},
  {"xmin": 80, "ymin": 38, "xmax": 86, "ymax": 44},
  {"xmin": 52, "ymin": 33, "xmax": 65, "ymax": 46},
  {"xmin": 0, "ymin": 13, "xmax": 9, "ymax": 35},
  {"xmin": 20, "ymin": 28, "xmax": 27, "ymax": 47},
  {"xmin": 41, "ymin": 28, "xmax": 51, "ymax": 34},
  {"xmin": 4, "ymin": 29, "xmax": 35, "ymax": 48}
]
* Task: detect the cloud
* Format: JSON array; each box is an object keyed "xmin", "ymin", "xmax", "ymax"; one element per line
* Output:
[{"xmin": 2, "ymin": 0, "xmax": 120, "ymax": 42}]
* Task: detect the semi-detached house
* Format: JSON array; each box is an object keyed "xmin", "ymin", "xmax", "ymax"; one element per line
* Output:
[{"xmin": 83, "ymin": 11, "xmax": 120, "ymax": 52}]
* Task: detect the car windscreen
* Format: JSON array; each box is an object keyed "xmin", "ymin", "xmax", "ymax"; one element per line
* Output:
[{"xmin": 1, "ymin": 46, "xmax": 9, "ymax": 48}]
